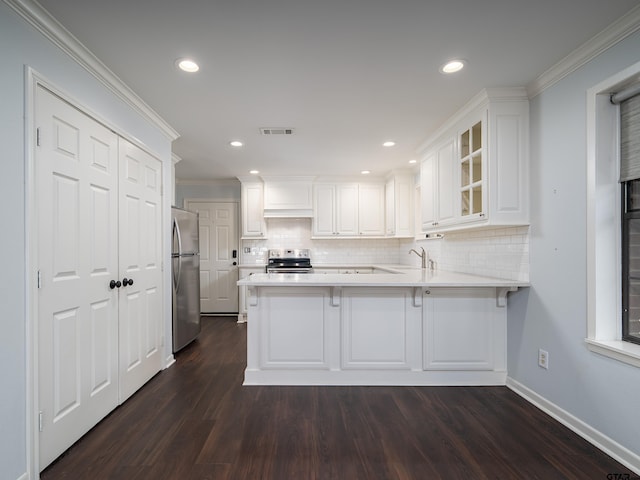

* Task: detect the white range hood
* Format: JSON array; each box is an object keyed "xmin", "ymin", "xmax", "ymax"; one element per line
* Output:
[{"xmin": 262, "ymin": 177, "xmax": 314, "ymax": 218}]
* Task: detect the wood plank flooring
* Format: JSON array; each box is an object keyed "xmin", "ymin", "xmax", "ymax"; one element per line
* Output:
[{"xmin": 42, "ymin": 317, "xmax": 636, "ymax": 480}]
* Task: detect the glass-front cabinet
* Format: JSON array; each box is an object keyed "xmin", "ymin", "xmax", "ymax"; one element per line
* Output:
[
  {"xmin": 459, "ymin": 119, "xmax": 485, "ymax": 221},
  {"xmin": 418, "ymin": 88, "xmax": 529, "ymax": 234}
]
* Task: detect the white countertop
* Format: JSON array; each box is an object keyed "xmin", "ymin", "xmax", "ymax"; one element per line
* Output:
[{"xmin": 237, "ymin": 268, "xmax": 528, "ymax": 288}]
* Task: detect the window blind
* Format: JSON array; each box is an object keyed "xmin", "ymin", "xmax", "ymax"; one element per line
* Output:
[{"xmin": 616, "ymin": 83, "xmax": 640, "ymax": 182}]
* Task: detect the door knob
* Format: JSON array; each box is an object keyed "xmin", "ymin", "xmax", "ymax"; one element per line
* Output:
[
  {"xmin": 232, "ymin": 262, "xmax": 237, "ymax": 266},
  {"xmin": 122, "ymin": 278, "xmax": 134, "ymax": 287},
  {"xmin": 110, "ymin": 280, "xmax": 121, "ymax": 289}
]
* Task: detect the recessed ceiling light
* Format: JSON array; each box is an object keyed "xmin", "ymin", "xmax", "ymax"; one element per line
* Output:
[
  {"xmin": 440, "ymin": 60, "xmax": 465, "ymax": 74},
  {"xmin": 249, "ymin": 170, "xmax": 259, "ymax": 175},
  {"xmin": 409, "ymin": 159, "xmax": 417, "ymax": 164},
  {"xmin": 382, "ymin": 141, "xmax": 396, "ymax": 147},
  {"xmin": 229, "ymin": 140, "xmax": 243, "ymax": 147},
  {"xmin": 176, "ymin": 58, "xmax": 199, "ymax": 73},
  {"xmin": 361, "ymin": 170, "xmax": 371, "ymax": 175}
]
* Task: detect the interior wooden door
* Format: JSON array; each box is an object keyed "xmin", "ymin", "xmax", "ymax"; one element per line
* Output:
[
  {"xmin": 117, "ymin": 138, "xmax": 163, "ymax": 402},
  {"xmin": 36, "ymin": 86, "xmax": 120, "ymax": 469},
  {"xmin": 185, "ymin": 201, "xmax": 239, "ymax": 313}
]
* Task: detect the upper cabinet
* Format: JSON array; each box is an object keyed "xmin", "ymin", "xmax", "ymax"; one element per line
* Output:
[
  {"xmin": 419, "ymin": 88, "xmax": 529, "ymax": 234},
  {"xmin": 386, "ymin": 173, "xmax": 414, "ymax": 237},
  {"xmin": 313, "ymin": 182, "xmax": 384, "ymax": 237},
  {"xmin": 420, "ymin": 137, "xmax": 456, "ymax": 231},
  {"xmin": 263, "ymin": 176, "xmax": 314, "ymax": 218},
  {"xmin": 239, "ymin": 179, "xmax": 266, "ymax": 238}
]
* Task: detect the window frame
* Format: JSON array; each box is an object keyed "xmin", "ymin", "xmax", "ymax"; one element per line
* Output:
[
  {"xmin": 586, "ymin": 60, "xmax": 640, "ymax": 368},
  {"xmin": 621, "ymin": 181, "xmax": 640, "ymax": 345}
]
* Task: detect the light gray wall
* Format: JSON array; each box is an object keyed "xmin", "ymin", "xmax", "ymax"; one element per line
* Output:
[
  {"xmin": 0, "ymin": 3, "xmax": 172, "ymax": 478},
  {"xmin": 175, "ymin": 182, "xmax": 241, "ymax": 208},
  {"xmin": 508, "ymin": 29, "xmax": 640, "ymax": 456}
]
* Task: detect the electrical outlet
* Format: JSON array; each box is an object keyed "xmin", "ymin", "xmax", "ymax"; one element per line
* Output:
[{"xmin": 538, "ymin": 349, "xmax": 549, "ymax": 369}]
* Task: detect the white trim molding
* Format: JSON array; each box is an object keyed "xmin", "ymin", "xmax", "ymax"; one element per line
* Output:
[
  {"xmin": 528, "ymin": 5, "xmax": 640, "ymax": 98},
  {"xmin": 507, "ymin": 377, "xmax": 640, "ymax": 475},
  {"xmin": 586, "ymin": 60, "xmax": 640, "ymax": 369},
  {"xmin": 3, "ymin": 0, "xmax": 179, "ymax": 141}
]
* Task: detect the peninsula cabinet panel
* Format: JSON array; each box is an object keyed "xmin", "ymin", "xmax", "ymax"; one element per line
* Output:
[
  {"xmin": 423, "ymin": 288, "xmax": 503, "ymax": 371},
  {"xmin": 257, "ymin": 287, "xmax": 332, "ymax": 369},
  {"xmin": 341, "ymin": 288, "xmax": 421, "ymax": 370}
]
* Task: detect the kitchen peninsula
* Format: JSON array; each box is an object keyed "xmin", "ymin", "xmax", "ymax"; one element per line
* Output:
[{"xmin": 238, "ymin": 268, "xmax": 528, "ymax": 386}]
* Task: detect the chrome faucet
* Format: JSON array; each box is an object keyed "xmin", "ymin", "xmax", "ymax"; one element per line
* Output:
[{"xmin": 409, "ymin": 247, "xmax": 428, "ymax": 269}]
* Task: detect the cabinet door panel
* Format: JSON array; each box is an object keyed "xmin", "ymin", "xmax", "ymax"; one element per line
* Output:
[
  {"xmin": 423, "ymin": 288, "xmax": 494, "ymax": 370},
  {"xmin": 242, "ymin": 183, "xmax": 265, "ymax": 237},
  {"xmin": 313, "ymin": 184, "xmax": 336, "ymax": 236},
  {"xmin": 421, "ymin": 154, "xmax": 436, "ymax": 229},
  {"xmin": 336, "ymin": 184, "xmax": 359, "ymax": 235},
  {"xmin": 358, "ymin": 183, "xmax": 384, "ymax": 235},
  {"xmin": 258, "ymin": 287, "xmax": 330, "ymax": 368},
  {"xmin": 437, "ymin": 139, "xmax": 456, "ymax": 224},
  {"xmin": 342, "ymin": 288, "xmax": 418, "ymax": 369}
]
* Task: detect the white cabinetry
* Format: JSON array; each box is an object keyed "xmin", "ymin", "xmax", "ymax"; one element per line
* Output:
[
  {"xmin": 336, "ymin": 183, "xmax": 359, "ymax": 235},
  {"xmin": 419, "ymin": 88, "xmax": 529, "ymax": 233},
  {"xmin": 422, "ymin": 288, "xmax": 505, "ymax": 372},
  {"xmin": 263, "ymin": 176, "xmax": 313, "ymax": 217},
  {"xmin": 252, "ymin": 287, "xmax": 335, "ymax": 370},
  {"xmin": 420, "ymin": 138, "xmax": 456, "ymax": 231},
  {"xmin": 239, "ymin": 180, "xmax": 266, "ymax": 238},
  {"xmin": 243, "ymin": 283, "xmax": 512, "ymax": 385},
  {"xmin": 313, "ymin": 182, "xmax": 384, "ymax": 237},
  {"xmin": 341, "ymin": 288, "xmax": 421, "ymax": 370},
  {"xmin": 385, "ymin": 173, "xmax": 413, "ymax": 237},
  {"xmin": 358, "ymin": 183, "xmax": 385, "ymax": 235}
]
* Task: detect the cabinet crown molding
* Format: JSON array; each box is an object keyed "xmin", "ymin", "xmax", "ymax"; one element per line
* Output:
[{"xmin": 417, "ymin": 87, "xmax": 527, "ymax": 155}]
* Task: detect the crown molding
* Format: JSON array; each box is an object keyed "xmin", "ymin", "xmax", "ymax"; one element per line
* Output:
[
  {"xmin": 4, "ymin": 0, "xmax": 179, "ymax": 141},
  {"xmin": 527, "ymin": 5, "xmax": 640, "ymax": 98},
  {"xmin": 416, "ymin": 87, "xmax": 528, "ymax": 154}
]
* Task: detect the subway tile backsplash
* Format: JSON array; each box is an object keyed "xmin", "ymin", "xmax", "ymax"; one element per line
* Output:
[
  {"xmin": 240, "ymin": 218, "xmax": 529, "ymax": 282},
  {"xmin": 241, "ymin": 218, "xmax": 402, "ymax": 265},
  {"xmin": 408, "ymin": 226, "xmax": 530, "ymax": 282}
]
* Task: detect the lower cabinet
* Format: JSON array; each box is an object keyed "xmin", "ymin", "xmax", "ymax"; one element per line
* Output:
[
  {"xmin": 252, "ymin": 287, "xmax": 335, "ymax": 370},
  {"xmin": 422, "ymin": 288, "xmax": 505, "ymax": 371},
  {"xmin": 244, "ymin": 285, "xmax": 508, "ymax": 385},
  {"xmin": 341, "ymin": 288, "xmax": 421, "ymax": 370}
]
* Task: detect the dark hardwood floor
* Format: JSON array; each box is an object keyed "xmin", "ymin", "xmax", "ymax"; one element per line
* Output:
[{"xmin": 42, "ymin": 317, "xmax": 636, "ymax": 480}]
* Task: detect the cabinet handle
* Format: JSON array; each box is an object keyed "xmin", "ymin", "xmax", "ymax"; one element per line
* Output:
[{"xmin": 425, "ymin": 290, "xmax": 431, "ymax": 295}]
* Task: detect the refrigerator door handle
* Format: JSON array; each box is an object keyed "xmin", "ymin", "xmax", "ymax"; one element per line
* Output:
[
  {"xmin": 172, "ymin": 218, "xmax": 183, "ymax": 292},
  {"xmin": 173, "ymin": 217, "xmax": 183, "ymax": 256},
  {"xmin": 173, "ymin": 256, "xmax": 182, "ymax": 292}
]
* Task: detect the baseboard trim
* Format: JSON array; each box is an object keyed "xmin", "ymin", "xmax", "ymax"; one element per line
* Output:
[{"xmin": 506, "ymin": 377, "xmax": 640, "ymax": 475}]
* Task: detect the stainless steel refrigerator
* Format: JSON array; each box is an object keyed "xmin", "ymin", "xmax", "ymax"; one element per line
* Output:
[{"xmin": 172, "ymin": 207, "xmax": 201, "ymax": 352}]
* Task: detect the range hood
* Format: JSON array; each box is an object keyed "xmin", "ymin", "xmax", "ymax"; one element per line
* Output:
[{"xmin": 262, "ymin": 177, "xmax": 314, "ymax": 218}]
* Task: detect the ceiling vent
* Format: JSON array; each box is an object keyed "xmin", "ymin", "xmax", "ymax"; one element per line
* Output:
[{"xmin": 260, "ymin": 127, "xmax": 294, "ymax": 135}]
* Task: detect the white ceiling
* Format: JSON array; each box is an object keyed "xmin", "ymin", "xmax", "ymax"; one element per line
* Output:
[{"xmin": 35, "ymin": 0, "xmax": 639, "ymax": 181}]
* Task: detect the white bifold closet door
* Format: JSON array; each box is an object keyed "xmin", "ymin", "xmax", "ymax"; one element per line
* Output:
[{"xmin": 36, "ymin": 85, "xmax": 163, "ymax": 469}]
